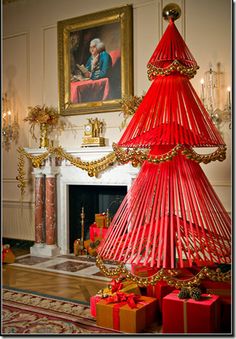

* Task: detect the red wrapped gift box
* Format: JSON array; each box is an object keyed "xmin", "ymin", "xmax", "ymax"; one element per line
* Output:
[
  {"xmin": 2, "ymin": 245, "xmax": 15, "ymax": 263},
  {"xmin": 90, "ymin": 224, "xmax": 108, "ymax": 242},
  {"xmin": 146, "ymin": 281, "xmax": 175, "ymax": 311},
  {"xmin": 162, "ymin": 291, "xmax": 221, "ymax": 334}
]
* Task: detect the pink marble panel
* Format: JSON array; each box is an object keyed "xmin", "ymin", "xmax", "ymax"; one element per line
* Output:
[{"xmin": 45, "ymin": 177, "xmax": 56, "ymax": 245}]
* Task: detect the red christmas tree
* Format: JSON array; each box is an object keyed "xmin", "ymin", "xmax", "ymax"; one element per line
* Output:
[{"xmin": 97, "ymin": 7, "xmax": 231, "ymax": 271}]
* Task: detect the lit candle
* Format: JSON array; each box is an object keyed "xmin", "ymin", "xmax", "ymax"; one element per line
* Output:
[
  {"xmin": 227, "ymin": 86, "xmax": 231, "ymax": 108},
  {"xmin": 200, "ymin": 78, "xmax": 205, "ymax": 102}
]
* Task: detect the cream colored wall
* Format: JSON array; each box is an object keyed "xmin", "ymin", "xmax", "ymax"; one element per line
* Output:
[{"xmin": 3, "ymin": 0, "xmax": 232, "ymax": 240}]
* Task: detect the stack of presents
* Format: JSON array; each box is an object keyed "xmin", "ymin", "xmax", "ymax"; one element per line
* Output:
[
  {"xmin": 83, "ymin": 213, "xmax": 109, "ymax": 256},
  {"xmin": 90, "ymin": 265, "xmax": 231, "ymax": 334}
]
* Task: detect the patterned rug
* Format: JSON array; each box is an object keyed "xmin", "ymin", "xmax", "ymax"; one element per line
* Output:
[{"xmin": 2, "ymin": 288, "xmax": 120, "ymax": 334}]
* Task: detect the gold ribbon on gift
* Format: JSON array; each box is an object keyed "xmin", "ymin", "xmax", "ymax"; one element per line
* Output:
[{"xmin": 183, "ymin": 299, "xmax": 188, "ymax": 333}]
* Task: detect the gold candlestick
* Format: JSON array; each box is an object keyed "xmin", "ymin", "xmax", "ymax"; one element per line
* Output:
[
  {"xmin": 81, "ymin": 207, "xmax": 85, "ymax": 245},
  {"xmin": 74, "ymin": 207, "xmax": 87, "ymax": 256}
]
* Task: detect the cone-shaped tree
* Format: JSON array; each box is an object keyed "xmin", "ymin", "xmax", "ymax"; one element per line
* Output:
[{"xmin": 97, "ymin": 9, "xmax": 231, "ymax": 269}]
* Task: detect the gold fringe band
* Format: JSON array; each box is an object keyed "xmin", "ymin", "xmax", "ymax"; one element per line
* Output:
[
  {"xmin": 113, "ymin": 143, "xmax": 226, "ymax": 166},
  {"xmin": 96, "ymin": 255, "xmax": 231, "ymax": 288},
  {"xmin": 147, "ymin": 60, "xmax": 199, "ymax": 80}
]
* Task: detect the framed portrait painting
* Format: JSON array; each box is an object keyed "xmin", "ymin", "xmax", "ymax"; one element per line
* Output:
[{"xmin": 58, "ymin": 5, "xmax": 133, "ymax": 115}]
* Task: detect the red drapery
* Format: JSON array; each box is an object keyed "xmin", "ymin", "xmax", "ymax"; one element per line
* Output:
[{"xmin": 70, "ymin": 78, "xmax": 110, "ymax": 104}]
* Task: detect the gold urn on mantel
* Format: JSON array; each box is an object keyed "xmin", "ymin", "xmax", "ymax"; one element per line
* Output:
[
  {"xmin": 24, "ymin": 104, "xmax": 67, "ymax": 149},
  {"xmin": 82, "ymin": 118, "xmax": 105, "ymax": 147}
]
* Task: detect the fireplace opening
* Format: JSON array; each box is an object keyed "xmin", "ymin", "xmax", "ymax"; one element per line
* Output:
[{"xmin": 69, "ymin": 185, "xmax": 127, "ymax": 252}]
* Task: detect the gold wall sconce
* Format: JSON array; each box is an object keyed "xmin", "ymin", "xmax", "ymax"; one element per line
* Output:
[{"xmin": 2, "ymin": 92, "xmax": 20, "ymax": 151}]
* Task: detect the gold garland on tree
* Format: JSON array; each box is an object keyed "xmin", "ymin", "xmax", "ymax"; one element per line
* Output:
[
  {"xmin": 147, "ymin": 59, "xmax": 199, "ymax": 80},
  {"xmin": 113, "ymin": 143, "xmax": 226, "ymax": 166},
  {"xmin": 96, "ymin": 255, "xmax": 231, "ymax": 288}
]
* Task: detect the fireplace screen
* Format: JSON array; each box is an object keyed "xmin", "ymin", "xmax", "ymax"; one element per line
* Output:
[{"xmin": 69, "ymin": 185, "xmax": 127, "ymax": 252}]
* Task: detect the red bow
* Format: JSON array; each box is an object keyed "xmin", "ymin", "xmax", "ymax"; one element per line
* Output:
[
  {"xmin": 110, "ymin": 279, "xmax": 123, "ymax": 293},
  {"xmin": 106, "ymin": 291, "xmax": 141, "ymax": 309}
]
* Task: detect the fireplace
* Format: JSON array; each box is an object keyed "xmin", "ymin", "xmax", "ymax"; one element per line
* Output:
[
  {"xmin": 27, "ymin": 146, "xmax": 139, "ymax": 256},
  {"xmin": 68, "ymin": 184, "xmax": 127, "ymax": 252},
  {"xmin": 55, "ymin": 147, "xmax": 139, "ymax": 254}
]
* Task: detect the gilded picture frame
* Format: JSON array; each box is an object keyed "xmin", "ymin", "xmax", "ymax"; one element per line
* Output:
[{"xmin": 58, "ymin": 5, "xmax": 133, "ymax": 115}]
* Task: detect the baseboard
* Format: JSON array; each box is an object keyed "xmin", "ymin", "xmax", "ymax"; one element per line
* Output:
[{"xmin": 3, "ymin": 238, "xmax": 34, "ymax": 249}]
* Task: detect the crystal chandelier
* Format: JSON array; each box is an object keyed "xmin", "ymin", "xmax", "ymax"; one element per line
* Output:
[
  {"xmin": 200, "ymin": 65, "xmax": 231, "ymax": 130},
  {"xmin": 2, "ymin": 92, "xmax": 20, "ymax": 151}
]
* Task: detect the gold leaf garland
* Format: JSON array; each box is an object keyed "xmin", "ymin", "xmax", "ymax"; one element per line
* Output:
[
  {"xmin": 52, "ymin": 146, "xmax": 116, "ymax": 177},
  {"xmin": 16, "ymin": 151, "xmax": 27, "ymax": 199},
  {"xmin": 96, "ymin": 255, "xmax": 231, "ymax": 288},
  {"xmin": 16, "ymin": 146, "xmax": 117, "ymax": 199}
]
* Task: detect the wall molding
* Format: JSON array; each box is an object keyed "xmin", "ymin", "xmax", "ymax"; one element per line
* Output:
[
  {"xmin": 133, "ymin": 0, "xmax": 155, "ymax": 9},
  {"xmin": 42, "ymin": 25, "xmax": 57, "ymax": 105},
  {"xmin": 3, "ymin": 178, "xmax": 30, "ymax": 183},
  {"xmin": 3, "ymin": 31, "xmax": 31, "ymax": 146},
  {"xmin": 3, "ymin": 200, "xmax": 34, "ymax": 207}
]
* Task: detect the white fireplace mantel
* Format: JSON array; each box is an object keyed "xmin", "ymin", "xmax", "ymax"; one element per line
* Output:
[{"xmin": 26, "ymin": 146, "xmax": 139, "ymax": 254}]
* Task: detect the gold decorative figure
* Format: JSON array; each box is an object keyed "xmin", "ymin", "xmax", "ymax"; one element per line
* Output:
[{"xmin": 82, "ymin": 118, "xmax": 105, "ymax": 147}]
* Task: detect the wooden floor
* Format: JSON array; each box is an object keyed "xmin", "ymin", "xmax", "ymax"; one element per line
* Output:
[{"xmin": 2, "ymin": 251, "xmax": 107, "ymax": 303}]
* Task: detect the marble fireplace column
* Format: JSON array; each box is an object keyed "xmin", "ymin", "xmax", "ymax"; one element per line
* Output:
[
  {"xmin": 30, "ymin": 158, "xmax": 60, "ymax": 257},
  {"xmin": 45, "ymin": 175, "xmax": 56, "ymax": 245}
]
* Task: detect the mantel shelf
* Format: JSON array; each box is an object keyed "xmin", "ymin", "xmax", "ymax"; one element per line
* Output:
[{"xmin": 24, "ymin": 146, "xmax": 113, "ymax": 155}]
